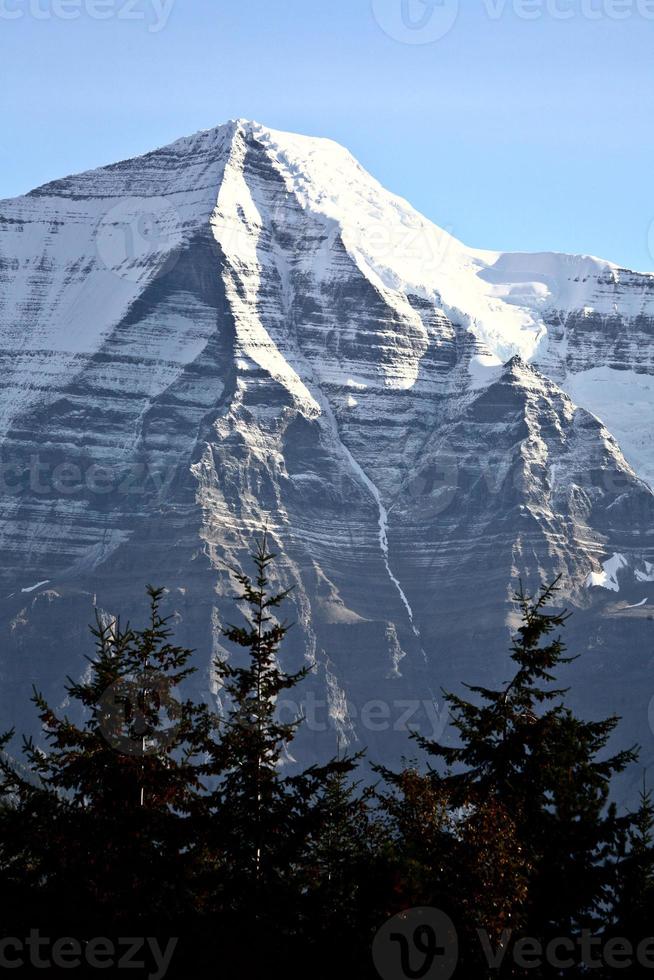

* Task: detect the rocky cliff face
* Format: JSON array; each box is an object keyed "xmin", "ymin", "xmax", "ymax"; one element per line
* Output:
[{"xmin": 1, "ymin": 121, "xmax": 653, "ymax": 796}]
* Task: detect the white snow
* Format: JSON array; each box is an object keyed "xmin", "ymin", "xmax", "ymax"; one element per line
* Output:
[
  {"xmin": 339, "ymin": 442, "xmax": 421, "ymax": 642},
  {"xmin": 245, "ymin": 122, "xmax": 654, "ymax": 371},
  {"xmin": 585, "ymin": 554, "xmax": 628, "ymax": 592},
  {"xmin": 4, "ymin": 118, "xmax": 651, "ymax": 407},
  {"xmin": 565, "ymin": 368, "xmax": 654, "ymax": 489},
  {"xmin": 625, "ymin": 598, "xmax": 648, "ymax": 608},
  {"xmin": 468, "ymin": 352, "xmax": 503, "ymax": 391},
  {"xmin": 239, "ymin": 119, "xmax": 654, "ymax": 493},
  {"xmin": 21, "ymin": 580, "xmax": 50, "ymax": 594},
  {"xmin": 0, "ymin": 123, "xmax": 236, "ymax": 439},
  {"xmin": 3, "ymin": 117, "xmax": 652, "ymax": 440},
  {"xmin": 251, "ymin": 123, "xmax": 545, "ymax": 364},
  {"xmin": 2, "ymin": 116, "xmax": 654, "ymax": 523},
  {"xmin": 211, "ymin": 130, "xmax": 321, "ymax": 417},
  {"xmin": 586, "ymin": 556, "xmax": 654, "ymax": 592},
  {"xmin": 345, "ymin": 378, "xmax": 368, "ymax": 391}
]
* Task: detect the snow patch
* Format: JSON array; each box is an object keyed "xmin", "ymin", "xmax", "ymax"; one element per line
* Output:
[
  {"xmin": 345, "ymin": 377, "xmax": 368, "ymax": 391},
  {"xmin": 468, "ymin": 352, "xmax": 503, "ymax": 391},
  {"xmin": 636, "ymin": 561, "xmax": 654, "ymax": 583},
  {"xmin": 585, "ymin": 554, "xmax": 628, "ymax": 592},
  {"xmin": 21, "ymin": 580, "xmax": 51, "ymax": 594}
]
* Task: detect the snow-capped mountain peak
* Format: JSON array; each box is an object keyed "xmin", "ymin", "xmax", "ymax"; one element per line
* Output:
[{"xmin": 1, "ymin": 120, "xmax": 653, "ymax": 798}]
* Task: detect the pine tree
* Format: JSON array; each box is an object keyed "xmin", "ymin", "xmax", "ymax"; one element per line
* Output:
[
  {"xmin": 411, "ymin": 579, "xmax": 637, "ymax": 954},
  {"xmin": 0, "ymin": 588, "xmax": 214, "ymax": 939},
  {"xmin": 612, "ymin": 777, "xmax": 654, "ymax": 977},
  {"xmin": 0, "ymin": 740, "xmax": 35, "ymax": 934},
  {"xmin": 298, "ymin": 756, "xmax": 389, "ymax": 969},
  {"xmin": 201, "ymin": 535, "xmax": 358, "ymax": 969},
  {"xmin": 1, "ymin": 551, "xmax": 645, "ymax": 978}
]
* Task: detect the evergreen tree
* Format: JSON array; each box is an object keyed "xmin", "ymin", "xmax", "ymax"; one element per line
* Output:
[
  {"xmin": 298, "ymin": 757, "xmax": 390, "ymax": 972},
  {"xmin": 612, "ymin": 777, "xmax": 654, "ymax": 977},
  {"xmin": 0, "ymin": 588, "xmax": 213, "ymax": 941},
  {"xmin": 0, "ymin": 556, "xmax": 647, "ymax": 979},
  {"xmin": 201, "ymin": 535, "xmax": 358, "ymax": 970},
  {"xmin": 409, "ymin": 579, "xmax": 636, "ymax": 964},
  {"xmin": 454, "ymin": 793, "xmax": 530, "ymax": 976},
  {"xmin": 373, "ymin": 761, "xmax": 454, "ymax": 912},
  {"xmin": 374, "ymin": 762, "xmax": 530, "ymax": 977}
]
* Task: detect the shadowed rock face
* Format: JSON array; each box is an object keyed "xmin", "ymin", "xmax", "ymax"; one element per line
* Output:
[{"xmin": 1, "ymin": 120, "xmax": 654, "ymax": 799}]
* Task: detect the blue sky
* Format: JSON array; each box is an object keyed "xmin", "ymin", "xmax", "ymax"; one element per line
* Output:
[{"xmin": 1, "ymin": 0, "xmax": 653, "ymax": 270}]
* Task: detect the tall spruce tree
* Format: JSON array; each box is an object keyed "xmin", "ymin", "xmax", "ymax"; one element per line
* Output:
[
  {"xmin": 201, "ymin": 535, "xmax": 358, "ymax": 969},
  {"xmin": 0, "ymin": 587, "xmax": 213, "ymax": 940},
  {"xmin": 410, "ymin": 579, "xmax": 637, "ymax": 961}
]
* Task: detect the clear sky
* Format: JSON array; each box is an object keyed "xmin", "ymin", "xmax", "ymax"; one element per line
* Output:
[{"xmin": 1, "ymin": 0, "xmax": 653, "ymax": 271}]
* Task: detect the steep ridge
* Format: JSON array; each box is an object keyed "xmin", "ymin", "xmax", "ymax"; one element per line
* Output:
[{"xmin": 1, "ymin": 120, "xmax": 653, "ymax": 794}]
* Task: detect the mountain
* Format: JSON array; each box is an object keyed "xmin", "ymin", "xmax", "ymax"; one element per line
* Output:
[{"xmin": 1, "ymin": 120, "xmax": 653, "ymax": 796}]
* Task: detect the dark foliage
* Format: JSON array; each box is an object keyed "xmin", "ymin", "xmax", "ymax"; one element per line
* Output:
[{"xmin": 0, "ymin": 555, "xmax": 648, "ymax": 979}]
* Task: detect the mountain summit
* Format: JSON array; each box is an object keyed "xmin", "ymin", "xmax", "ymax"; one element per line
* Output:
[{"xmin": 1, "ymin": 122, "xmax": 653, "ymax": 794}]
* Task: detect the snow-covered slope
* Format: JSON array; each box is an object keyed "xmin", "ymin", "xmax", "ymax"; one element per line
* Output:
[{"xmin": 1, "ymin": 120, "xmax": 653, "ymax": 798}]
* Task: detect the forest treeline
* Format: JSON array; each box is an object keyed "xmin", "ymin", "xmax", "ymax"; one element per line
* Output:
[{"xmin": 0, "ymin": 537, "xmax": 653, "ymax": 978}]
